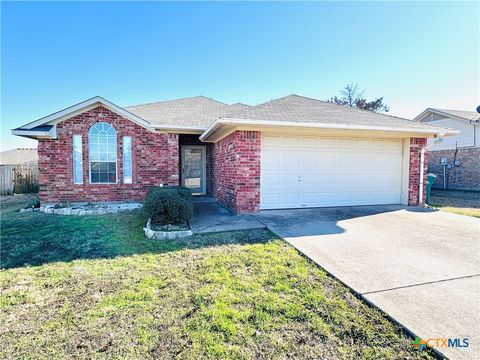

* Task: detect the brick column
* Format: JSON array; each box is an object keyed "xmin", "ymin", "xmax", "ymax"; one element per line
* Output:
[
  {"xmin": 408, "ymin": 138, "xmax": 429, "ymax": 206},
  {"xmin": 234, "ymin": 131, "xmax": 261, "ymax": 212},
  {"xmin": 212, "ymin": 131, "xmax": 261, "ymax": 213}
]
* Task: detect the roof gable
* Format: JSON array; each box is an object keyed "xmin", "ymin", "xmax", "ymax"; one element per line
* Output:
[
  {"xmin": 414, "ymin": 108, "xmax": 479, "ymax": 122},
  {"xmin": 16, "ymin": 96, "xmax": 153, "ymax": 131}
]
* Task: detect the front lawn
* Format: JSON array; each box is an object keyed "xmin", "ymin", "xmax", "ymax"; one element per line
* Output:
[
  {"xmin": 429, "ymin": 189, "xmax": 480, "ymax": 218},
  {"xmin": 0, "ymin": 196, "xmax": 433, "ymax": 359}
]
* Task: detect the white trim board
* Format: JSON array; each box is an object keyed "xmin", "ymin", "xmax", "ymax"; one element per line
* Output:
[
  {"xmin": 200, "ymin": 118, "xmax": 458, "ymax": 142},
  {"xmin": 16, "ymin": 96, "xmax": 155, "ymax": 132}
]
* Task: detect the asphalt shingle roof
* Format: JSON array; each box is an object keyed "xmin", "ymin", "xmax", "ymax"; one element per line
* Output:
[
  {"xmin": 125, "ymin": 96, "xmax": 250, "ymax": 129},
  {"xmin": 15, "ymin": 94, "xmax": 454, "ymax": 135},
  {"xmin": 223, "ymin": 94, "xmax": 447, "ymax": 131},
  {"xmin": 430, "ymin": 108, "xmax": 479, "ymax": 122}
]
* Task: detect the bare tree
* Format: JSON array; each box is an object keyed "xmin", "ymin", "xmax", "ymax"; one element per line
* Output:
[{"xmin": 328, "ymin": 83, "xmax": 389, "ymax": 113}]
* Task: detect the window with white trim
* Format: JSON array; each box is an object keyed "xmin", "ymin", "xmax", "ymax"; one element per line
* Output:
[
  {"xmin": 88, "ymin": 122, "xmax": 117, "ymax": 183},
  {"xmin": 122, "ymin": 136, "xmax": 132, "ymax": 184},
  {"xmin": 73, "ymin": 134, "xmax": 83, "ymax": 184}
]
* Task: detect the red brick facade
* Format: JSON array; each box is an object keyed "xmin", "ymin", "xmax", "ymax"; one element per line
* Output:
[
  {"xmin": 212, "ymin": 131, "xmax": 261, "ymax": 213},
  {"xmin": 37, "ymin": 108, "xmax": 428, "ymax": 211},
  {"xmin": 427, "ymin": 147, "xmax": 480, "ymax": 191},
  {"xmin": 38, "ymin": 106, "xmax": 179, "ymax": 203},
  {"xmin": 408, "ymin": 137, "xmax": 429, "ymax": 206}
]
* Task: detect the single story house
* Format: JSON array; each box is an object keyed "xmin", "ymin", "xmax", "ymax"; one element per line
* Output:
[
  {"xmin": 414, "ymin": 108, "xmax": 480, "ymax": 191},
  {"xmin": 12, "ymin": 94, "xmax": 455, "ymax": 212}
]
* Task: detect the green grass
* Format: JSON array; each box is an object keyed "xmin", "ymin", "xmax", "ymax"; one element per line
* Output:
[
  {"xmin": 429, "ymin": 189, "xmax": 480, "ymax": 218},
  {"xmin": 0, "ymin": 195, "xmax": 434, "ymax": 359}
]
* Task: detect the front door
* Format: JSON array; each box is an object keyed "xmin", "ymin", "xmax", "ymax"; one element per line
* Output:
[{"xmin": 181, "ymin": 146, "xmax": 206, "ymax": 195}]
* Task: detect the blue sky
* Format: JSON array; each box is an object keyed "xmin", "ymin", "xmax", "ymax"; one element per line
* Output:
[{"xmin": 1, "ymin": 1, "xmax": 478, "ymax": 150}]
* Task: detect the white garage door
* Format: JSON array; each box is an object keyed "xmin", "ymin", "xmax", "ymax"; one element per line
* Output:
[{"xmin": 260, "ymin": 134, "xmax": 403, "ymax": 209}]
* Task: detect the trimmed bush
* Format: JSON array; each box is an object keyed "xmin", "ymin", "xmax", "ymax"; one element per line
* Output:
[
  {"xmin": 25, "ymin": 196, "xmax": 40, "ymax": 209},
  {"xmin": 144, "ymin": 186, "xmax": 193, "ymax": 225}
]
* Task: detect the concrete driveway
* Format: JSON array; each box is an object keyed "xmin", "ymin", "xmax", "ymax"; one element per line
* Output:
[{"xmin": 255, "ymin": 205, "xmax": 480, "ymax": 359}]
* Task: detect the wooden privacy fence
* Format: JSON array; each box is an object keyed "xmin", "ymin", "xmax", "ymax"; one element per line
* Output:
[{"xmin": 0, "ymin": 165, "xmax": 39, "ymax": 195}]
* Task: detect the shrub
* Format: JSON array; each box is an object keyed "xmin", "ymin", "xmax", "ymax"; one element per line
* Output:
[
  {"xmin": 144, "ymin": 186, "xmax": 193, "ymax": 225},
  {"xmin": 25, "ymin": 195, "xmax": 40, "ymax": 209}
]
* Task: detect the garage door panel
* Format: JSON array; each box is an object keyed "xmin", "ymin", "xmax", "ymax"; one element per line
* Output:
[
  {"xmin": 302, "ymin": 174, "xmax": 324, "ymax": 184},
  {"xmin": 337, "ymin": 153, "xmax": 355, "ymax": 167},
  {"xmin": 261, "ymin": 134, "xmax": 403, "ymax": 209},
  {"xmin": 355, "ymin": 139, "xmax": 371, "ymax": 149},
  {"xmin": 385, "ymin": 141, "xmax": 402, "ymax": 150},
  {"xmin": 261, "ymin": 192, "xmax": 300, "ymax": 209},
  {"xmin": 298, "ymin": 153, "xmax": 318, "ymax": 168},
  {"xmin": 261, "ymin": 173, "xmax": 282, "ymax": 186},
  {"xmin": 318, "ymin": 138, "xmax": 337, "ymax": 148},
  {"xmin": 283, "ymin": 136, "xmax": 300, "ymax": 147},
  {"xmin": 319, "ymin": 153, "xmax": 337, "ymax": 166},
  {"xmin": 261, "ymin": 174, "xmax": 305, "ymax": 188},
  {"xmin": 300, "ymin": 137, "xmax": 318, "ymax": 148},
  {"xmin": 262, "ymin": 136, "xmax": 282, "ymax": 147},
  {"xmin": 315, "ymin": 173, "xmax": 336, "ymax": 184},
  {"xmin": 338, "ymin": 139, "xmax": 355, "ymax": 149},
  {"xmin": 355, "ymin": 174, "xmax": 371, "ymax": 184},
  {"xmin": 354, "ymin": 156, "xmax": 372, "ymax": 169},
  {"xmin": 371, "ymin": 173, "xmax": 394, "ymax": 185},
  {"xmin": 298, "ymin": 192, "xmax": 317, "ymax": 204}
]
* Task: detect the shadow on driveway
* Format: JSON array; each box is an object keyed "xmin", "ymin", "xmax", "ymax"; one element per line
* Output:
[
  {"xmin": 254, "ymin": 204, "xmax": 436, "ymax": 237},
  {"xmin": 255, "ymin": 204, "xmax": 479, "ymax": 360}
]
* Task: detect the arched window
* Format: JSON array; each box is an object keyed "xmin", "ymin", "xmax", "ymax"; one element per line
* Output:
[{"xmin": 88, "ymin": 122, "xmax": 117, "ymax": 183}]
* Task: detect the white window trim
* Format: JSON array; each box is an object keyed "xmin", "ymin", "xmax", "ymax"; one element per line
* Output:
[
  {"xmin": 88, "ymin": 122, "xmax": 118, "ymax": 184},
  {"xmin": 88, "ymin": 160, "xmax": 118, "ymax": 185},
  {"xmin": 73, "ymin": 134, "xmax": 83, "ymax": 184},
  {"xmin": 122, "ymin": 136, "xmax": 133, "ymax": 184}
]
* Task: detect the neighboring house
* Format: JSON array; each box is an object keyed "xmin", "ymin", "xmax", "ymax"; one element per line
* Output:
[
  {"xmin": 12, "ymin": 95, "xmax": 455, "ymax": 212},
  {"xmin": 0, "ymin": 148, "xmax": 38, "ymax": 165},
  {"xmin": 414, "ymin": 108, "xmax": 480, "ymax": 191}
]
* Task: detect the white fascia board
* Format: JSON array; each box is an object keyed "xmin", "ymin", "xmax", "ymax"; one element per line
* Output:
[
  {"xmin": 18, "ymin": 96, "xmax": 155, "ymax": 132},
  {"xmin": 200, "ymin": 118, "xmax": 458, "ymax": 141},
  {"xmin": 199, "ymin": 119, "xmax": 224, "ymax": 141},
  {"xmin": 12, "ymin": 129, "xmax": 50, "ymax": 137},
  {"xmin": 12, "ymin": 125, "xmax": 57, "ymax": 139},
  {"xmin": 413, "ymin": 109, "xmax": 433, "ymax": 122},
  {"xmin": 152, "ymin": 125, "xmax": 206, "ymax": 133}
]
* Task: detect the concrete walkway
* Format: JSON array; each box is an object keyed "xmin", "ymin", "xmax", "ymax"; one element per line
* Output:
[
  {"xmin": 255, "ymin": 205, "xmax": 480, "ymax": 360},
  {"xmin": 190, "ymin": 197, "xmax": 265, "ymax": 233}
]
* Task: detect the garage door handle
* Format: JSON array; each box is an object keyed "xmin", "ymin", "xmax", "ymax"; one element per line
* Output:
[{"xmin": 298, "ymin": 176, "xmax": 302, "ymax": 182}]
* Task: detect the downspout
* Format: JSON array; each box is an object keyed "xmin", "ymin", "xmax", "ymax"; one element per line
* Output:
[
  {"xmin": 470, "ymin": 120, "xmax": 478, "ymax": 147},
  {"xmin": 418, "ymin": 147, "xmax": 425, "ymax": 205},
  {"xmin": 443, "ymin": 165, "xmax": 446, "ymax": 190}
]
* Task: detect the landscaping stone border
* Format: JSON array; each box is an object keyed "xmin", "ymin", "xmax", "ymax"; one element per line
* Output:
[
  {"xmin": 40, "ymin": 202, "xmax": 143, "ymax": 216},
  {"xmin": 20, "ymin": 208, "xmax": 40, "ymax": 213},
  {"xmin": 143, "ymin": 219, "xmax": 193, "ymax": 240}
]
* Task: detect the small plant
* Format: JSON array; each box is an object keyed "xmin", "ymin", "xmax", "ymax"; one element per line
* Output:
[
  {"xmin": 53, "ymin": 200, "xmax": 71, "ymax": 209},
  {"xmin": 144, "ymin": 186, "xmax": 193, "ymax": 225},
  {"xmin": 25, "ymin": 195, "xmax": 40, "ymax": 209}
]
